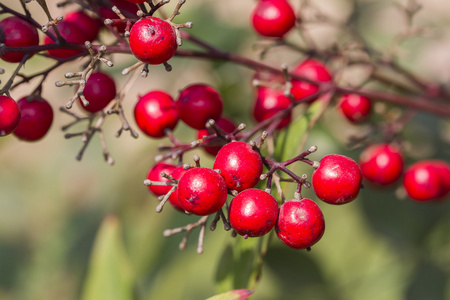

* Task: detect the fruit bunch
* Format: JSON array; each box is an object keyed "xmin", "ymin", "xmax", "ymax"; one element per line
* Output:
[{"xmin": 0, "ymin": 0, "xmax": 449, "ymax": 258}]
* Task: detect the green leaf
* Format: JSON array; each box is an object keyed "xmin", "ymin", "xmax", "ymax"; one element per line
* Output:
[
  {"xmin": 206, "ymin": 289, "xmax": 254, "ymax": 300},
  {"xmin": 275, "ymin": 95, "xmax": 330, "ymax": 162},
  {"xmin": 80, "ymin": 215, "xmax": 134, "ymax": 300},
  {"xmin": 215, "ymin": 233, "xmax": 272, "ymax": 293}
]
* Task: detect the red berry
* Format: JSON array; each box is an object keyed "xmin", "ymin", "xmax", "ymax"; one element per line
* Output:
[
  {"xmin": 359, "ymin": 143, "xmax": 403, "ymax": 186},
  {"xmin": 177, "ymin": 167, "xmax": 228, "ymax": 216},
  {"xmin": 123, "ymin": 0, "xmax": 146, "ymax": 2},
  {"xmin": 0, "ymin": 16, "xmax": 39, "ymax": 63},
  {"xmin": 129, "ymin": 16, "xmax": 177, "ymax": 65},
  {"xmin": 13, "ymin": 96, "xmax": 53, "ymax": 141},
  {"xmin": 251, "ymin": 0, "xmax": 296, "ymax": 38},
  {"xmin": 98, "ymin": 0, "xmax": 138, "ymax": 33},
  {"xmin": 44, "ymin": 20, "xmax": 85, "ymax": 59},
  {"xmin": 290, "ymin": 59, "xmax": 332, "ymax": 103},
  {"xmin": 312, "ymin": 154, "xmax": 362, "ymax": 205},
  {"xmin": 339, "ymin": 94, "xmax": 371, "ymax": 123},
  {"xmin": 213, "ymin": 141, "xmax": 263, "ymax": 192},
  {"xmin": 197, "ymin": 116, "xmax": 237, "ymax": 156},
  {"xmin": 403, "ymin": 160, "xmax": 450, "ymax": 202},
  {"xmin": 64, "ymin": 10, "xmax": 102, "ymax": 42},
  {"xmin": 134, "ymin": 90, "xmax": 179, "ymax": 138},
  {"xmin": 253, "ymin": 86, "xmax": 292, "ymax": 129},
  {"xmin": 146, "ymin": 162, "xmax": 177, "ymax": 197},
  {"xmin": 176, "ymin": 84, "xmax": 223, "ymax": 130},
  {"xmin": 168, "ymin": 166, "xmax": 189, "ymax": 212},
  {"xmin": 0, "ymin": 95, "xmax": 21, "ymax": 136},
  {"xmin": 229, "ymin": 188, "xmax": 279, "ymax": 238},
  {"xmin": 80, "ymin": 72, "xmax": 117, "ymax": 113},
  {"xmin": 276, "ymin": 198, "xmax": 325, "ymax": 249}
]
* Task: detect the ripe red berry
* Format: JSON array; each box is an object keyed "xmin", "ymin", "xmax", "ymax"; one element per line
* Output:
[
  {"xmin": 146, "ymin": 162, "xmax": 177, "ymax": 197},
  {"xmin": 229, "ymin": 189, "xmax": 279, "ymax": 238},
  {"xmin": 13, "ymin": 96, "xmax": 53, "ymax": 141},
  {"xmin": 213, "ymin": 141, "xmax": 263, "ymax": 192},
  {"xmin": 276, "ymin": 198, "xmax": 325, "ymax": 249},
  {"xmin": 176, "ymin": 84, "xmax": 223, "ymax": 130},
  {"xmin": 98, "ymin": 0, "xmax": 137, "ymax": 33},
  {"xmin": 168, "ymin": 166, "xmax": 189, "ymax": 212},
  {"xmin": 359, "ymin": 143, "xmax": 403, "ymax": 186},
  {"xmin": 124, "ymin": 0, "xmax": 146, "ymax": 2},
  {"xmin": 134, "ymin": 90, "xmax": 179, "ymax": 138},
  {"xmin": 44, "ymin": 20, "xmax": 85, "ymax": 59},
  {"xmin": 80, "ymin": 72, "xmax": 117, "ymax": 113},
  {"xmin": 339, "ymin": 94, "xmax": 372, "ymax": 123},
  {"xmin": 253, "ymin": 86, "xmax": 292, "ymax": 129},
  {"xmin": 197, "ymin": 116, "xmax": 237, "ymax": 156},
  {"xmin": 403, "ymin": 160, "xmax": 450, "ymax": 202},
  {"xmin": 290, "ymin": 59, "xmax": 332, "ymax": 103},
  {"xmin": 64, "ymin": 10, "xmax": 102, "ymax": 42},
  {"xmin": 251, "ymin": 0, "xmax": 296, "ymax": 38},
  {"xmin": 0, "ymin": 95, "xmax": 21, "ymax": 136},
  {"xmin": 177, "ymin": 167, "xmax": 228, "ymax": 216},
  {"xmin": 129, "ymin": 16, "xmax": 177, "ymax": 65},
  {"xmin": 312, "ymin": 154, "xmax": 362, "ymax": 205},
  {"xmin": 0, "ymin": 16, "xmax": 39, "ymax": 63}
]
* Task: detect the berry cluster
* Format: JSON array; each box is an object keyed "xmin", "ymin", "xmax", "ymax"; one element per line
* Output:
[{"xmin": 0, "ymin": 0, "xmax": 449, "ymax": 259}]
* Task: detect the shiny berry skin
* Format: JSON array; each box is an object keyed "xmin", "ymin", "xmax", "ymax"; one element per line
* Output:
[
  {"xmin": 197, "ymin": 116, "xmax": 237, "ymax": 156},
  {"xmin": 176, "ymin": 84, "xmax": 223, "ymax": 130},
  {"xmin": 251, "ymin": 0, "xmax": 296, "ymax": 38},
  {"xmin": 13, "ymin": 96, "xmax": 53, "ymax": 141},
  {"xmin": 146, "ymin": 162, "xmax": 177, "ymax": 197},
  {"xmin": 134, "ymin": 90, "xmax": 179, "ymax": 138},
  {"xmin": 168, "ymin": 166, "xmax": 189, "ymax": 212},
  {"xmin": 339, "ymin": 94, "xmax": 372, "ymax": 123},
  {"xmin": 276, "ymin": 198, "xmax": 325, "ymax": 249},
  {"xmin": 290, "ymin": 59, "xmax": 332, "ymax": 102},
  {"xmin": 253, "ymin": 86, "xmax": 292, "ymax": 129},
  {"xmin": 64, "ymin": 10, "xmax": 102, "ymax": 42},
  {"xmin": 403, "ymin": 161, "xmax": 450, "ymax": 202},
  {"xmin": 0, "ymin": 95, "xmax": 21, "ymax": 136},
  {"xmin": 213, "ymin": 141, "xmax": 263, "ymax": 192},
  {"xmin": 80, "ymin": 72, "xmax": 117, "ymax": 113},
  {"xmin": 177, "ymin": 167, "xmax": 228, "ymax": 216},
  {"xmin": 129, "ymin": 16, "xmax": 177, "ymax": 65},
  {"xmin": 312, "ymin": 154, "xmax": 362, "ymax": 205},
  {"xmin": 229, "ymin": 189, "xmax": 279, "ymax": 238},
  {"xmin": 44, "ymin": 20, "xmax": 85, "ymax": 59},
  {"xmin": 0, "ymin": 16, "xmax": 39, "ymax": 63},
  {"xmin": 359, "ymin": 144, "xmax": 403, "ymax": 186}
]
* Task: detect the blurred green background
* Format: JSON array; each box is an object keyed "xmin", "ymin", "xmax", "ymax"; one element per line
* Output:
[{"xmin": 1, "ymin": 0, "xmax": 450, "ymax": 299}]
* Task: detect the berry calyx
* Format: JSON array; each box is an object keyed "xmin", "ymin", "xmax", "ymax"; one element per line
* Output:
[
  {"xmin": 80, "ymin": 72, "xmax": 117, "ymax": 113},
  {"xmin": 213, "ymin": 141, "xmax": 263, "ymax": 192},
  {"xmin": 339, "ymin": 94, "xmax": 372, "ymax": 123},
  {"xmin": 0, "ymin": 95, "xmax": 21, "ymax": 136},
  {"xmin": 276, "ymin": 198, "xmax": 325, "ymax": 249},
  {"xmin": 177, "ymin": 167, "xmax": 228, "ymax": 216},
  {"xmin": 403, "ymin": 160, "xmax": 450, "ymax": 202},
  {"xmin": 251, "ymin": 0, "xmax": 296, "ymax": 38},
  {"xmin": 359, "ymin": 143, "xmax": 403, "ymax": 186},
  {"xmin": 312, "ymin": 154, "xmax": 362, "ymax": 205},
  {"xmin": 176, "ymin": 84, "xmax": 223, "ymax": 130},
  {"xmin": 197, "ymin": 116, "xmax": 237, "ymax": 156},
  {"xmin": 13, "ymin": 96, "xmax": 53, "ymax": 141},
  {"xmin": 290, "ymin": 59, "xmax": 332, "ymax": 103},
  {"xmin": 146, "ymin": 162, "xmax": 177, "ymax": 197},
  {"xmin": 229, "ymin": 188, "xmax": 279, "ymax": 238},
  {"xmin": 134, "ymin": 90, "xmax": 179, "ymax": 138},
  {"xmin": 129, "ymin": 16, "xmax": 177, "ymax": 65},
  {"xmin": 253, "ymin": 86, "xmax": 292, "ymax": 129},
  {"xmin": 0, "ymin": 16, "xmax": 39, "ymax": 63},
  {"xmin": 44, "ymin": 20, "xmax": 86, "ymax": 59}
]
